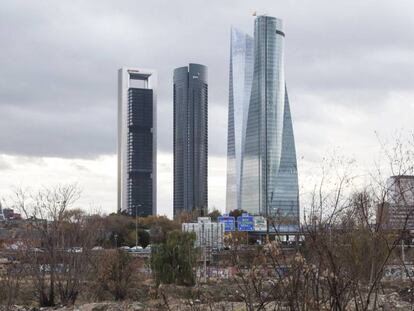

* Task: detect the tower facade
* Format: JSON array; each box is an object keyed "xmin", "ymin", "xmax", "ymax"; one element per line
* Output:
[
  {"xmin": 173, "ymin": 64, "xmax": 208, "ymax": 218},
  {"xmin": 118, "ymin": 68, "xmax": 157, "ymax": 216},
  {"xmin": 0, "ymin": 202, "xmax": 4, "ymax": 221},
  {"xmin": 226, "ymin": 27, "xmax": 254, "ymax": 213},
  {"xmin": 240, "ymin": 16, "xmax": 299, "ymax": 223}
]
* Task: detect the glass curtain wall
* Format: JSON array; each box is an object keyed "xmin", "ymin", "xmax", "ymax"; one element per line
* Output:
[
  {"xmin": 226, "ymin": 27, "xmax": 254, "ymax": 213},
  {"xmin": 240, "ymin": 16, "xmax": 299, "ymax": 224}
]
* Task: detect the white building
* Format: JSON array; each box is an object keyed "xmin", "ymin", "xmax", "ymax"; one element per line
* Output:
[
  {"xmin": 182, "ymin": 218, "xmax": 224, "ymax": 250},
  {"xmin": 378, "ymin": 176, "xmax": 414, "ymax": 229}
]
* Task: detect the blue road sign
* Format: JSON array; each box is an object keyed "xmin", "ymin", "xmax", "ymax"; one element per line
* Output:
[
  {"xmin": 237, "ymin": 215, "xmax": 254, "ymax": 231},
  {"xmin": 218, "ymin": 216, "xmax": 235, "ymax": 231}
]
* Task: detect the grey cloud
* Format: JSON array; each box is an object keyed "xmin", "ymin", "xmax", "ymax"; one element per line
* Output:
[
  {"xmin": 0, "ymin": 103, "xmax": 115, "ymax": 158},
  {"xmin": 0, "ymin": 0, "xmax": 413, "ymax": 159},
  {"xmin": 70, "ymin": 162, "xmax": 90, "ymax": 172}
]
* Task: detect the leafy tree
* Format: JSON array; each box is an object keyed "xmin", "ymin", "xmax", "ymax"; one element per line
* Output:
[
  {"xmin": 151, "ymin": 231, "xmax": 197, "ymax": 286},
  {"xmin": 229, "ymin": 209, "xmax": 246, "ymax": 219},
  {"xmin": 208, "ymin": 209, "xmax": 221, "ymax": 221},
  {"xmin": 144, "ymin": 216, "xmax": 180, "ymax": 244},
  {"xmin": 102, "ymin": 215, "xmax": 179, "ymax": 247},
  {"xmin": 138, "ymin": 229, "xmax": 150, "ymax": 248},
  {"xmin": 104, "ymin": 214, "xmax": 135, "ymax": 247}
]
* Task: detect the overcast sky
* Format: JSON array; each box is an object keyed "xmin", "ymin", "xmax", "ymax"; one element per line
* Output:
[{"xmin": 1, "ymin": 0, "xmax": 413, "ymax": 218}]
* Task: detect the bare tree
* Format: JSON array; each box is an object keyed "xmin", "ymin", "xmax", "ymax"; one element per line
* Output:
[
  {"xmin": 13, "ymin": 184, "xmax": 87, "ymax": 306},
  {"xmin": 55, "ymin": 209, "xmax": 103, "ymax": 304},
  {"xmin": 0, "ymin": 259, "xmax": 23, "ymax": 310},
  {"xmin": 93, "ymin": 249, "xmax": 137, "ymax": 301},
  {"xmin": 215, "ymin": 134, "xmax": 414, "ymax": 310}
]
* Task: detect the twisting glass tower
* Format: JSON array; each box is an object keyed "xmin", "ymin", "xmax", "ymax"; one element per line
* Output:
[
  {"xmin": 240, "ymin": 15, "xmax": 299, "ymax": 223},
  {"xmin": 226, "ymin": 27, "xmax": 254, "ymax": 213}
]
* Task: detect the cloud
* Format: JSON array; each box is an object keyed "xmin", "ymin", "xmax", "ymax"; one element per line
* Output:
[
  {"xmin": 0, "ymin": 0, "xmax": 413, "ymax": 215},
  {"xmin": 0, "ymin": 0, "xmax": 410, "ymax": 159},
  {"xmin": 0, "ymin": 152, "xmax": 227, "ymax": 216},
  {"xmin": 0, "ymin": 156, "xmax": 12, "ymax": 171}
]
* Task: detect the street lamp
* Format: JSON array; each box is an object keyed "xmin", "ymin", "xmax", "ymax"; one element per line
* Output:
[
  {"xmin": 266, "ymin": 192, "xmax": 274, "ymax": 243},
  {"xmin": 135, "ymin": 203, "xmax": 142, "ymax": 248}
]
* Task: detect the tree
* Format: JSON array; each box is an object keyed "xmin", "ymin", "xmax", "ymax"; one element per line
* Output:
[
  {"xmin": 13, "ymin": 184, "xmax": 101, "ymax": 306},
  {"xmin": 0, "ymin": 259, "xmax": 23, "ymax": 309},
  {"xmin": 138, "ymin": 229, "xmax": 150, "ymax": 248},
  {"xmin": 207, "ymin": 209, "xmax": 221, "ymax": 221},
  {"xmin": 103, "ymin": 214, "xmax": 135, "ymax": 247},
  {"xmin": 144, "ymin": 216, "xmax": 180, "ymax": 244},
  {"xmin": 220, "ymin": 135, "xmax": 414, "ymax": 311},
  {"xmin": 175, "ymin": 209, "xmax": 204, "ymax": 223},
  {"xmin": 229, "ymin": 209, "xmax": 246, "ymax": 219},
  {"xmin": 151, "ymin": 231, "xmax": 197, "ymax": 286},
  {"xmin": 55, "ymin": 209, "xmax": 103, "ymax": 305},
  {"xmin": 95, "ymin": 250, "xmax": 136, "ymax": 301}
]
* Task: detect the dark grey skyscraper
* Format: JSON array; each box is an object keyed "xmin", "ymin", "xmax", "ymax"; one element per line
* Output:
[
  {"xmin": 118, "ymin": 67, "xmax": 157, "ymax": 217},
  {"xmin": 173, "ymin": 64, "xmax": 208, "ymax": 218},
  {"xmin": 240, "ymin": 16, "xmax": 299, "ymax": 224}
]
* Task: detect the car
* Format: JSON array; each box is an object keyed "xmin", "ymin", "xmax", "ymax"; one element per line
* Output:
[
  {"xmin": 66, "ymin": 247, "xmax": 83, "ymax": 253},
  {"xmin": 141, "ymin": 246, "xmax": 152, "ymax": 253},
  {"xmin": 6, "ymin": 242, "xmax": 26, "ymax": 250},
  {"xmin": 91, "ymin": 246, "xmax": 104, "ymax": 251},
  {"xmin": 119, "ymin": 246, "xmax": 130, "ymax": 251},
  {"xmin": 129, "ymin": 246, "xmax": 143, "ymax": 252},
  {"xmin": 31, "ymin": 247, "xmax": 44, "ymax": 253}
]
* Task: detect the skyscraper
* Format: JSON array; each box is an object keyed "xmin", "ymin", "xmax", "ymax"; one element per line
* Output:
[
  {"xmin": 226, "ymin": 27, "xmax": 254, "ymax": 213},
  {"xmin": 173, "ymin": 64, "xmax": 208, "ymax": 218},
  {"xmin": 240, "ymin": 16, "xmax": 299, "ymax": 223},
  {"xmin": 118, "ymin": 67, "xmax": 157, "ymax": 216}
]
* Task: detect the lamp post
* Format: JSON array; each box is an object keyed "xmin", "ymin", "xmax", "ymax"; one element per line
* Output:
[
  {"xmin": 266, "ymin": 192, "xmax": 274, "ymax": 243},
  {"xmin": 135, "ymin": 203, "xmax": 142, "ymax": 248}
]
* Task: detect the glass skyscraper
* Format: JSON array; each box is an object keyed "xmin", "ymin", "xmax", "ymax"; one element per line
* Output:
[
  {"xmin": 226, "ymin": 27, "xmax": 254, "ymax": 212},
  {"xmin": 236, "ymin": 15, "xmax": 299, "ymax": 223},
  {"xmin": 173, "ymin": 64, "xmax": 208, "ymax": 218},
  {"xmin": 118, "ymin": 68, "xmax": 157, "ymax": 216}
]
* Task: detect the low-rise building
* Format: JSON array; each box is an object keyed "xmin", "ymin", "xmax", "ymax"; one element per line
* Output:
[
  {"xmin": 182, "ymin": 217, "xmax": 224, "ymax": 250},
  {"xmin": 377, "ymin": 175, "xmax": 414, "ymax": 230}
]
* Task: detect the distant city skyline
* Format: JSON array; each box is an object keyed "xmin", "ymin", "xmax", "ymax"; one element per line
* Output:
[{"xmin": 0, "ymin": 1, "xmax": 413, "ymax": 218}]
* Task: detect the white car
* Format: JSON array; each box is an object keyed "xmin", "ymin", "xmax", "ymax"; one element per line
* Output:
[
  {"xmin": 31, "ymin": 247, "xmax": 44, "ymax": 253},
  {"xmin": 66, "ymin": 247, "xmax": 83, "ymax": 253},
  {"xmin": 129, "ymin": 246, "xmax": 143, "ymax": 252}
]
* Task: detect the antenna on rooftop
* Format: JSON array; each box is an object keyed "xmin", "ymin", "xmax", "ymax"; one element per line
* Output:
[{"xmin": 252, "ymin": 11, "xmax": 268, "ymax": 17}]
